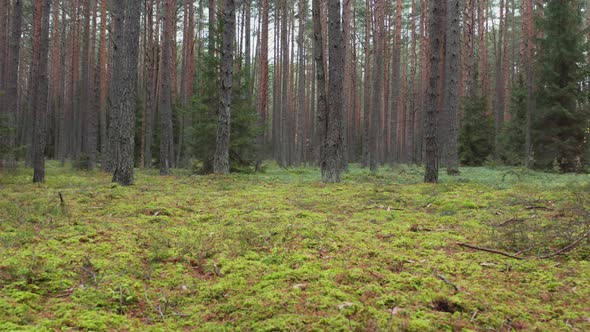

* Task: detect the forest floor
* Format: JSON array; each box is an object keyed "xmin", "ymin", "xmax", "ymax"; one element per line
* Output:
[{"xmin": 1, "ymin": 162, "xmax": 590, "ymax": 331}]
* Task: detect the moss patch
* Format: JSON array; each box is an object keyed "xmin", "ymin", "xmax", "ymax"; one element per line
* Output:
[{"xmin": 1, "ymin": 162, "xmax": 589, "ymax": 331}]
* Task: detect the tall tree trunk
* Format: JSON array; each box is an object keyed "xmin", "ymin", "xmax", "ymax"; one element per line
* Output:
[
  {"xmin": 477, "ymin": 0, "xmax": 486, "ymax": 97},
  {"xmin": 145, "ymin": 0, "xmax": 160, "ymax": 168},
  {"xmin": 425, "ymin": 0, "xmax": 443, "ymax": 183},
  {"xmin": 159, "ymin": 0, "xmax": 175, "ymax": 175},
  {"xmin": 58, "ymin": 2, "xmax": 68, "ymax": 164},
  {"xmin": 71, "ymin": 0, "xmax": 81, "ymax": 159},
  {"xmin": 463, "ymin": 0, "xmax": 476, "ymax": 97},
  {"xmin": 361, "ymin": 0, "xmax": 371, "ymax": 167},
  {"xmin": 524, "ymin": 0, "xmax": 534, "ymax": 167},
  {"xmin": 3, "ymin": 0, "xmax": 22, "ymax": 169},
  {"xmin": 391, "ymin": 0, "xmax": 403, "ymax": 164},
  {"xmin": 48, "ymin": 1, "xmax": 59, "ymax": 160},
  {"xmin": 0, "ymin": 0, "xmax": 7, "ymax": 119},
  {"xmin": 295, "ymin": 0, "xmax": 306, "ymax": 166},
  {"xmin": 110, "ymin": 0, "xmax": 140, "ymax": 185},
  {"xmin": 88, "ymin": 0, "xmax": 98, "ymax": 169},
  {"xmin": 256, "ymin": 0, "xmax": 269, "ymax": 170},
  {"xmin": 279, "ymin": 0, "xmax": 289, "ymax": 166},
  {"xmin": 31, "ymin": 0, "xmax": 51, "ymax": 183},
  {"xmin": 244, "ymin": 0, "xmax": 251, "ymax": 81},
  {"xmin": 494, "ymin": 0, "xmax": 506, "ymax": 159},
  {"xmin": 409, "ymin": 0, "xmax": 417, "ymax": 164},
  {"xmin": 208, "ymin": 0, "xmax": 217, "ymax": 55},
  {"xmin": 214, "ymin": 0, "xmax": 236, "ymax": 174},
  {"xmin": 370, "ymin": 0, "xmax": 385, "ymax": 172},
  {"xmin": 343, "ymin": 0, "xmax": 353, "ymax": 162},
  {"xmin": 444, "ymin": 0, "xmax": 460, "ymax": 174},
  {"xmin": 80, "ymin": 0, "xmax": 97, "ymax": 169},
  {"xmin": 312, "ymin": 0, "xmax": 328, "ymax": 175},
  {"xmin": 272, "ymin": 9, "xmax": 280, "ymax": 161},
  {"xmin": 322, "ymin": 0, "xmax": 345, "ymax": 182},
  {"xmin": 98, "ymin": 0, "xmax": 108, "ymax": 170}
]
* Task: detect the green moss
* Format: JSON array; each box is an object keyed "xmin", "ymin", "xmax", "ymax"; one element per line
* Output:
[{"xmin": 0, "ymin": 162, "xmax": 589, "ymax": 330}]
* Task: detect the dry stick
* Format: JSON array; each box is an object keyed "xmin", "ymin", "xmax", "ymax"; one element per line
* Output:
[
  {"xmin": 540, "ymin": 229, "xmax": 590, "ymax": 259},
  {"xmin": 515, "ymin": 246, "xmax": 534, "ymax": 256},
  {"xmin": 456, "ymin": 242, "xmax": 524, "ymax": 260},
  {"xmin": 435, "ymin": 273, "xmax": 459, "ymax": 293},
  {"xmin": 525, "ymin": 205, "xmax": 553, "ymax": 211},
  {"xmin": 496, "ymin": 218, "xmax": 526, "ymax": 227}
]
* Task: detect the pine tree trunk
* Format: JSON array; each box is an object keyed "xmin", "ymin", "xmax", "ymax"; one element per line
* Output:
[
  {"xmin": 524, "ymin": 0, "xmax": 534, "ymax": 167},
  {"xmin": 279, "ymin": 0, "xmax": 289, "ymax": 166},
  {"xmin": 110, "ymin": 0, "xmax": 140, "ymax": 185},
  {"xmin": 294, "ymin": 0, "xmax": 306, "ymax": 166},
  {"xmin": 370, "ymin": 0, "xmax": 384, "ymax": 172},
  {"xmin": 88, "ymin": 0, "xmax": 98, "ymax": 169},
  {"xmin": 425, "ymin": 0, "xmax": 443, "ymax": 183},
  {"xmin": 256, "ymin": 0, "xmax": 269, "ymax": 170},
  {"xmin": 58, "ymin": 3, "xmax": 68, "ymax": 164},
  {"xmin": 444, "ymin": 0, "xmax": 460, "ymax": 175},
  {"xmin": 0, "ymin": 0, "xmax": 7, "ymax": 119},
  {"xmin": 417, "ymin": 0, "xmax": 428, "ymax": 164},
  {"xmin": 244, "ymin": 0, "xmax": 251, "ymax": 81},
  {"xmin": 214, "ymin": 0, "xmax": 235, "ymax": 174},
  {"xmin": 322, "ymin": 0, "xmax": 345, "ymax": 183},
  {"xmin": 409, "ymin": 0, "xmax": 417, "ymax": 164},
  {"xmin": 159, "ymin": 0, "xmax": 175, "ymax": 175},
  {"xmin": 361, "ymin": 0, "xmax": 372, "ymax": 168},
  {"xmin": 48, "ymin": 0, "xmax": 58, "ymax": 160},
  {"xmin": 391, "ymin": 0, "xmax": 403, "ymax": 164},
  {"xmin": 343, "ymin": 0, "xmax": 353, "ymax": 162},
  {"xmin": 494, "ymin": 0, "xmax": 506, "ymax": 159},
  {"xmin": 312, "ymin": 0, "xmax": 328, "ymax": 174},
  {"xmin": 145, "ymin": 0, "xmax": 160, "ymax": 169},
  {"xmin": 3, "ymin": 0, "xmax": 21, "ymax": 169},
  {"xmin": 98, "ymin": 0, "xmax": 108, "ymax": 169},
  {"xmin": 31, "ymin": 0, "xmax": 51, "ymax": 183}
]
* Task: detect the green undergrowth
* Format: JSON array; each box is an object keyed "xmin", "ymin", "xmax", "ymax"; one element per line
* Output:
[{"xmin": 1, "ymin": 162, "xmax": 589, "ymax": 331}]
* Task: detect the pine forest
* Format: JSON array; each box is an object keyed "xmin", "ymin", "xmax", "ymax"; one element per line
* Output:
[{"xmin": 1, "ymin": 0, "xmax": 590, "ymax": 330}]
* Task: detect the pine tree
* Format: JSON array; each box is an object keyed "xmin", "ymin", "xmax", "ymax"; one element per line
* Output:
[
  {"xmin": 425, "ymin": 0, "xmax": 444, "ymax": 183},
  {"xmin": 213, "ymin": 0, "xmax": 236, "ymax": 174},
  {"xmin": 460, "ymin": 94, "xmax": 494, "ymax": 166},
  {"xmin": 533, "ymin": 0, "xmax": 589, "ymax": 172}
]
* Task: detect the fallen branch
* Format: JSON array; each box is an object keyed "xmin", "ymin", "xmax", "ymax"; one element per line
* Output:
[
  {"xmin": 540, "ymin": 229, "xmax": 590, "ymax": 259},
  {"xmin": 515, "ymin": 247, "xmax": 534, "ymax": 256},
  {"xmin": 435, "ymin": 273, "xmax": 459, "ymax": 293},
  {"xmin": 456, "ymin": 243, "xmax": 523, "ymax": 260},
  {"xmin": 525, "ymin": 205, "xmax": 553, "ymax": 211}
]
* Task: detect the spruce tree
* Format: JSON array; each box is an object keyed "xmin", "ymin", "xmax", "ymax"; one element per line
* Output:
[
  {"xmin": 533, "ymin": 0, "xmax": 589, "ymax": 172},
  {"xmin": 499, "ymin": 75, "xmax": 527, "ymax": 165}
]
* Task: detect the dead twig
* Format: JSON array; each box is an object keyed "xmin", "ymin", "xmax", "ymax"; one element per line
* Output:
[
  {"xmin": 470, "ymin": 310, "xmax": 479, "ymax": 322},
  {"xmin": 369, "ymin": 270, "xmax": 383, "ymax": 280},
  {"xmin": 456, "ymin": 243, "xmax": 523, "ymax": 260},
  {"xmin": 435, "ymin": 272, "xmax": 459, "ymax": 293},
  {"xmin": 525, "ymin": 205, "xmax": 553, "ymax": 211},
  {"xmin": 213, "ymin": 262, "xmax": 222, "ymax": 277},
  {"xmin": 540, "ymin": 229, "xmax": 590, "ymax": 259},
  {"xmin": 496, "ymin": 218, "xmax": 526, "ymax": 227},
  {"xmin": 515, "ymin": 247, "xmax": 534, "ymax": 256}
]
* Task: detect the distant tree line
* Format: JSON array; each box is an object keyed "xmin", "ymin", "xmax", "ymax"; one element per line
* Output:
[{"xmin": 0, "ymin": 0, "xmax": 588, "ymax": 184}]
